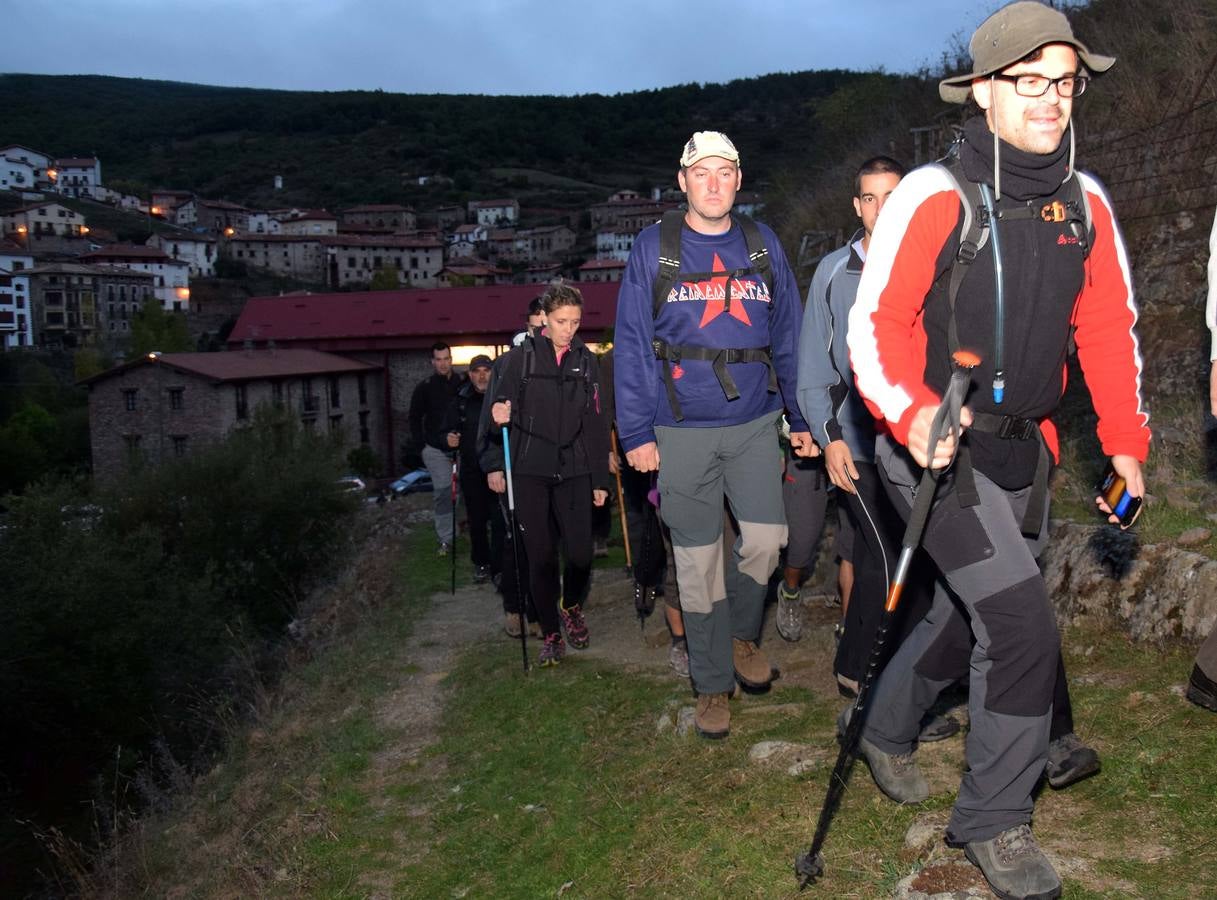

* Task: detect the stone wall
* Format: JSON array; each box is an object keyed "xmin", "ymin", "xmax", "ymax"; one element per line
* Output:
[{"xmin": 1041, "ymin": 520, "xmax": 1217, "ymax": 645}]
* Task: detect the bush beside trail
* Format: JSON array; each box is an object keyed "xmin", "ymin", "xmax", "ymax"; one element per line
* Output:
[{"xmin": 0, "ymin": 409, "xmax": 360, "ymax": 895}]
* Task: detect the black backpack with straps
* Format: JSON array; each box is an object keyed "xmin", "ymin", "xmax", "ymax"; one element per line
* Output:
[
  {"xmin": 931, "ymin": 143, "xmax": 1094, "ymax": 535},
  {"xmin": 649, "ymin": 208, "xmax": 780, "ymax": 420}
]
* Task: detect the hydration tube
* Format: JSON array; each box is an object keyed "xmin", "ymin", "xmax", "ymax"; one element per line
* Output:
[{"xmin": 978, "ymin": 183, "xmax": 1005, "ymax": 405}]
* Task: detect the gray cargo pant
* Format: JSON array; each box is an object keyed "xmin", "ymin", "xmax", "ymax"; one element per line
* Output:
[
  {"xmin": 863, "ymin": 435, "xmax": 1058, "ymax": 844},
  {"xmin": 422, "ymin": 444, "xmax": 457, "ymax": 546},
  {"xmin": 655, "ymin": 413, "xmax": 787, "ymax": 695}
]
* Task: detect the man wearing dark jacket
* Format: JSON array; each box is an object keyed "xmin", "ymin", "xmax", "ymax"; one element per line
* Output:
[
  {"xmin": 443, "ymin": 355, "xmax": 500, "ymax": 584},
  {"xmin": 846, "ymin": 4, "xmax": 1148, "ymax": 897},
  {"xmin": 408, "ymin": 342, "xmax": 465, "ymax": 554}
]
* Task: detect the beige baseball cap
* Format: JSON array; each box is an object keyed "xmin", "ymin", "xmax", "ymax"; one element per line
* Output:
[
  {"xmin": 938, "ymin": 1, "xmax": 1115, "ymax": 104},
  {"xmin": 679, "ymin": 131, "xmax": 740, "ymax": 168}
]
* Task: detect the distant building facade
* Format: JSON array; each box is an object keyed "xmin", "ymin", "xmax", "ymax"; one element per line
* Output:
[{"xmin": 84, "ymin": 349, "xmax": 385, "ymax": 482}]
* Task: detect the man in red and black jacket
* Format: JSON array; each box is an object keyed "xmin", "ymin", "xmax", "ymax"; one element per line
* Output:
[{"xmin": 845, "ymin": 4, "xmax": 1149, "ymax": 898}]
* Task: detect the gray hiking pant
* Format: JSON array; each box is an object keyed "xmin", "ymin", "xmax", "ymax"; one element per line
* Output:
[
  {"xmin": 1196, "ymin": 626, "xmax": 1217, "ymax": 681},
  {"xmin": 863, "ymin": 436, "xmax": 1058, "ymax": 844},
  {"xmin": 655, "ymin": 413, "xmax": 787, "ymax": 695},
  {"xmin": 422, "ymin": 444, "xmax": 457, "ymax": 546}
]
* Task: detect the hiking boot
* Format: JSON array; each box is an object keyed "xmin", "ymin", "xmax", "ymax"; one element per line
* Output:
[
  {"xmin": 963, "ymin": 824, "xmax": 1061, "ymax": 900},
  {"xmin": 593, "ymin": 539, "xmax": 609, "ymax": 558},
  {"xmin": 838, "ymin": 705, "xmax": 929, "ymax": 803},
  {"xmin": 528, "ymin": 620, "xmax": 542, "ymax": 638},
  {"xmin": 473, "ymin": 564, "xmax": 491, "ymax": 584},
  {"xmin": 668, "ymin": 638, "xmax": 690, "ymax": 678},
  {"xmin": 437, "ymin": 542, "xmax": 451, "ymax": 557},
  {"xmin": 1045, "ymin": 732, "xmax": 1100, "ymax": 789},
  {"xmin": 775, "ymin": 583, "xmax": 804, "ymax": 642},
  {"xmin": 560, "ymin": 602, "xmax": 589, "ymax": 649},
  {"xmin": 733, "ymin": 638, "xmax": 775, "ymax": 691},
  {"xmin": 1186, "ymin": 663, "xmax": 1217, "ymax": 713},
  {"xmin": 918, "ymin": 713, "xmax": 961, "ymax": 743},
  {"xmin": 538, "ymin": 633, "xmax": 565, "ymax": 667},
  {"xmin": 503, "ymin": 613, "xmax": 522, "ymax": 638},
  {"xmin": 694, "ymin": 692, "xmax": 730, "ymax": 739}
]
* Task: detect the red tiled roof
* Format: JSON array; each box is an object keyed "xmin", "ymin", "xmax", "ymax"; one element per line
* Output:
[
  {"xmin": 228, "ymin": 233, "xmax": 320, "ymax": 244},
  {"xmin": 452, "ymin": 224, "xmax": 482, "ymax": 235},
  {"xmin": 442, "ymin": 264, "xmax": 507, "ymax": 276},
  {"xmin": 286, "ymin": 209, "xmax": 336, "ymax": 221},
  {"xmin": 80, "ymin": 244, "xmax": 173, "ymax": 262},
  {"xmin": 2, "ymin": 201, "xmax": 68, "ymax": 215},
  {"xmin": 228, "ymin": 282, "xmax": 620, "ymax": 350},
  {"xmin": 469, "ymin": 199, "xmax": 518, "ymax": 209},
  {"xmin": 321, "ymin": 234, "xmax": 443, "ymax": 249},
  {"xmin": 579, "ymin": 258, "xmax": 627, "ymax": 270},
  {"xmin": 343, "ymin": 204, "xmax": 413, "ymax": 214},
  {"xmin": 22, "ymin": 262, "xmax": 155, "ymax": 278},
  {"xmin": 54, "ymin": 157, "xmax": 98, "ymax": 168},
  {"xmin": 198, "ymin": 199, "xmax": 250, "ymax": 211},
  {"xmin": 0, "ymin": 238, "xmax": 29, "ymax": 253},
  {"xmin": 83, "ymin": 349, "xmax": 380, "ymax": 387}
]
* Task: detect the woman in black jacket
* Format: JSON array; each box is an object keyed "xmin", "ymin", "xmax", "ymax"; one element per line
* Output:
[{"xmin": 482, "ymin": 282, "xmax": 610, "ymax": 667}]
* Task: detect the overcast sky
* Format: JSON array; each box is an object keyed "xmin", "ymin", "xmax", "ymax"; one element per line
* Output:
[{"xmin": 5, "ymin": 0, "xmax": 1006, "ymax": 96}]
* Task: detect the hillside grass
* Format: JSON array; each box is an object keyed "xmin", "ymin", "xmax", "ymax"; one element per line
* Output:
[{"xmin": 83, "ymin": 514, "xmax": 1217, "ymax": 899}]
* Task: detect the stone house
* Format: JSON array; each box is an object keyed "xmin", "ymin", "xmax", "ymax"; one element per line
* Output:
[
  {"xmin": 340, "ymin": 205, "xmax": 417, "ymax": 233},
  {"xmin": 323, "ymin": 234, "xmax": 444, "ymax": 288},
  {"xmin": 225, "ymin": 234, "xmax": 326, "ymax": 283},
  {"xmin": 83, "ymin": 349, "xmax": 384, "ymax": 482}
]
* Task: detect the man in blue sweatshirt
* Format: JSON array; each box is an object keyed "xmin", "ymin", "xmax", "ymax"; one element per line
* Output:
[{"xmin": 614, "ymin": 131, "xmax": 815, "ymax": 739}]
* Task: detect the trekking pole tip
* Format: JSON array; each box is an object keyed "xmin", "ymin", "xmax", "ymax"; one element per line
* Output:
[{"xmin": 794, "ymin": 850, "xmax": 824, "ymax": 889}]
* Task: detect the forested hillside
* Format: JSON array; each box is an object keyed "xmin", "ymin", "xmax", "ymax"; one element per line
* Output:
[{"xmin": 0, "ymin": 69, "xmax": 930, "ymax": 210}]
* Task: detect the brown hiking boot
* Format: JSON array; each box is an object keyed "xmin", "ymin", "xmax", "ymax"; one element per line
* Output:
[
  {"xmin": 733, "ymin": 638, "xmax": 775, "ymax": 691},
  {"xmin": 503, "ymin": 613, "xmax": 522, "ymax": 638},
  {"xmin": 695, "ymin": 693, "xmax": 730, "ymax": 739}
]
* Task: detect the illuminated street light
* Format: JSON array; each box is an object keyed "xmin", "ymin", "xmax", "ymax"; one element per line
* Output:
[
  {"xmin": 175, "ymin": 287, "xmax": 190, "ymax": 301},
  {"xmin": 223, "ymin": 226, "xmax": 235, "ymax": 237}
]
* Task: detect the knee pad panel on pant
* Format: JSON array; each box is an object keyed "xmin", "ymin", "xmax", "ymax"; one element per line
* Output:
[
  {"xmin": 913, "ymin": 603, "xmax": 973, "ymax": 683},
  {"xmin": 975, "ymin": 577, "xmax": 1060, "ymax": 717}
]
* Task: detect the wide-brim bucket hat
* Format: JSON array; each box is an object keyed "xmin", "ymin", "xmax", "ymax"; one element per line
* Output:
[{"xmin": 939, "ymin": 0, "xmax": 1115, "ymax": 104}]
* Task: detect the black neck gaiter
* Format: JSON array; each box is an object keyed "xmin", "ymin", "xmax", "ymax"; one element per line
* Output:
[{"xmin": 960, "ymin": 115, "xmax": 1071, "ymax": 201}]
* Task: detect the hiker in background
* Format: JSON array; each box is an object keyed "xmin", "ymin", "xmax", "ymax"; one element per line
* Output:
[
  {"xmin": 774, "ymin": 421, "xmax": 828, "ymax": 643},
  {"xmin": 600, "ymin": 347, "xmax": 689, "ymax": 677},
  {"xmin": 512, "ymin": 295, "xmax": 546, "ymax": 347},
  {"xmin": 846, "ymin": 4, "xmax": 1148, "ymax": 897},
  {"xmin": 797, "ymin": 157, "xmax": 949, "ymax": 726},
  {"xmin": 443, "ymin": 355, "xmax": 500, "ymax": 585},
  {"xmin": 483, "ymin": 282, "xmax": 611, "ymax": 667},
  {"xmin": 408, "ymin": 341, "xmax": 465, "ymax": 556},
  {"xmin": 614, "ymin": 130, "xmax": 815, "ymax": 739},
  {"xmin": 1188, "ymin": 210, "xmax": 1217, "ymax": 713}
]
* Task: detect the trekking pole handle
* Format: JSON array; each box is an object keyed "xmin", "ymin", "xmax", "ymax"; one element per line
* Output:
[{"xmin": 501, "ymin": 425, "xmax": 515, "ymax": 510}]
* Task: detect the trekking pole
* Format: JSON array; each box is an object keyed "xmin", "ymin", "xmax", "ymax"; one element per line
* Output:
[
  {"xmin": 794, "ymin": 350, "xmax": 979, "ymax": 889},
  {"xmin": 450, "ymin": 453, "xmax": 459, "ymax": 595},
  {"xmin": 635, "ymin": 475, "xmax": 656, "ymax": 631},
  {"xmin": 612, "ymin": 429, "xmax": 633, "ymax": 572},
  {"xmin": 502, "ymin": 421, "xmax": 529, "ymax": 673}
]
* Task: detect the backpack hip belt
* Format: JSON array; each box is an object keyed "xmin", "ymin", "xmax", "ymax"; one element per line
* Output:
[
  {"xmin": 651, "ymin": 339, "xmax": 776, "ymax": 422},
  {"xmin": 954, "ymin": 411, "xmax": 1050, "ymax": 536}
]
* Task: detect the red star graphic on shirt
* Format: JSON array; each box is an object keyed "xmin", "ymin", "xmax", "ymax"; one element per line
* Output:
[{"xmin": 691, "ymin": 253, "xmax": 752, "ymax": 328}]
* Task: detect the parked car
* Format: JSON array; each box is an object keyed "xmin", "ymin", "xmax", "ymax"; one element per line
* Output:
[
  {"xmin": 337, "ymin": 475, "xmax": 367, "ymax": 495},
  {"xmin": 389, "ymin": 469, "xmax": 433, "ymax": 496}
]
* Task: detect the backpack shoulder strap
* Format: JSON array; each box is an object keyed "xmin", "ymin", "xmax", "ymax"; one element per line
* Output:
[
  {"xmin": 732, "ymin": 212, "xmax": 773, "ymax": 294},
  {"xmin": 653, "ymin": 209, "xmax": 686, "ymax": 318},
  {"xmin": 1063, "ymin": 170, "xmax": 1093, "ymax": 258},
  {"xmin": 933, "ymin": 150, "xmax": 990, "ymax": 355}
]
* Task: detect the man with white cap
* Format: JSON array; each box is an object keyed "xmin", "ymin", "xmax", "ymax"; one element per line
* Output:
[
  {"xmin": 614, "ymin": 130, "xmax": 815, "ymax": 740},
  {"xmin": 846, "ymin": 3, "xmax": 1149, "ymax": 897}
]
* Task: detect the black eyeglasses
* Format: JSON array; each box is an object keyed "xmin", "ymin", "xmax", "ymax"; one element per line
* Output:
[{"xmin": 991, "ymin": 72, "xmax": 1089, "ymax": 98}]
